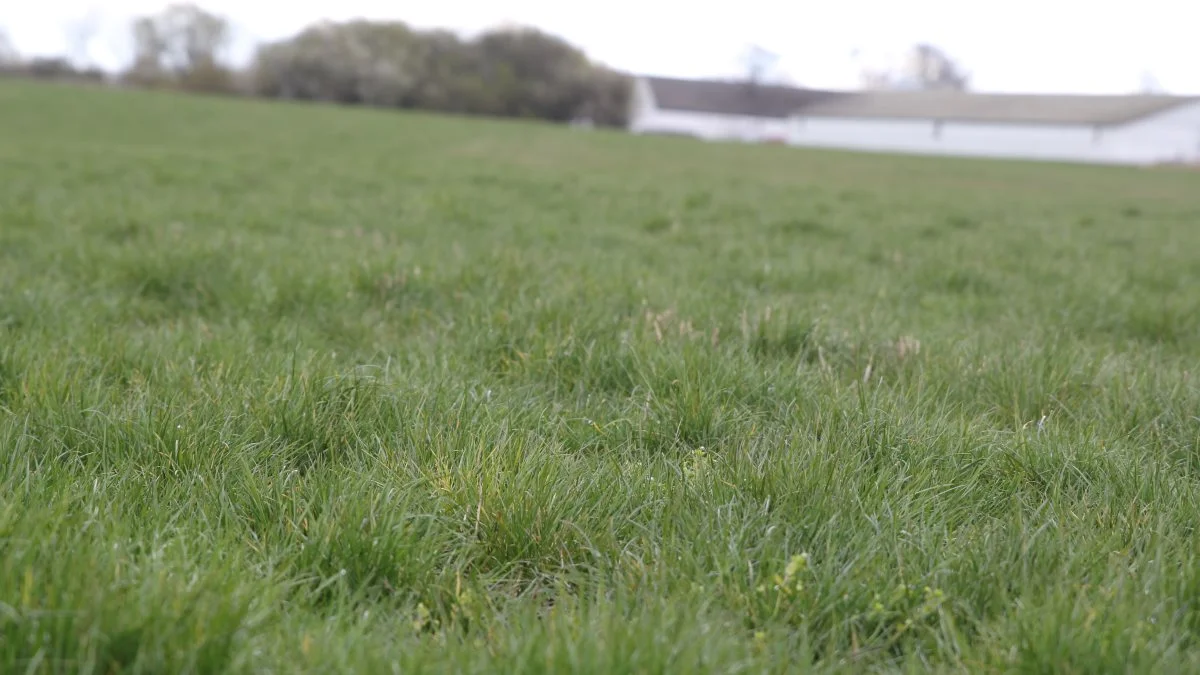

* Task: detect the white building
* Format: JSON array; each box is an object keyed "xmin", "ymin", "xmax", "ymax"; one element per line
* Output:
[
  {"xmin": 627, "ymin": 75, "xmax": 842, "ymax": 143},
  {"xmin": 789, "ymin": 91, "xmax": 1200, "ymax": 165},
  {"xmin": 627, "ymin": 75, "xmax": 1200, "ymax": 165}
]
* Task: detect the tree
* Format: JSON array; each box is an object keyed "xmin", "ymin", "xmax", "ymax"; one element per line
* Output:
[
  {"xmin": 906, "ymin": 43, "xmax": 969, "ymax": 91},
  {"xmin": 470, "ymin": 26, "xmax": 593, "ymax": 119},
  {"xmin": 63, "ymin": 7, "xmax": 103, "ymax": 68},
  {"xmin": 739, "ymin": 44, "xmax": 780, "ymax": 85},
  {"xmin": 860, "ymin": 43, "xmax": 969, "ymax": 92},
  {"xmin": 248, "ymin": 19, "xmax": 631, "ymax": 126},
  {"xmin": 124, "ymin": 3, "xmax": 234, "ymax": 92},
  {"xmin": 251, "ymin": 20, "xmax": 433, "ymax": 105}
]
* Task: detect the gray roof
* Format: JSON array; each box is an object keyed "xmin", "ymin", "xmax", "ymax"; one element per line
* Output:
[
  {"xmin": 641, "ymin": 75, "xmax": 1199, "ymax": 126},
  {"xmin": 643, "ymin": 76, "xmax": 848, "ymax": 119},
  {"xmin": 794, "ymin": 91, "xmax": 1199, "ymax": 126}
]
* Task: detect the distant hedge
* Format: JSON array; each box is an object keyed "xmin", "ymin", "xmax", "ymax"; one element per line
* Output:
[
  {"xmin": 1, "ymin": 4, "xmax": 631, "ymax": 128},
  {"xmin": 249, "ymin": 21, "xmax": 631, "ymax": 127}
]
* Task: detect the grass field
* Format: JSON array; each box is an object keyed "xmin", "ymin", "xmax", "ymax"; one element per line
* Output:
[{"xmin": 3, "ymin": 79, "xmax": 1200, "ymax": 673}]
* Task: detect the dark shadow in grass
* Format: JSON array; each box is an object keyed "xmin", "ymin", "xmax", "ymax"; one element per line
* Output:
[
  {"xmin": 918, "ymin": 226, "xmax": 943, "ymax": 240},
  {"xmin": 749, "ymin": 318, "xmax": 851, "ymax": 368},
  {"xmin": 944, "ymin": 270, "xmax": 996, "ymax": 296},
  {"xmin": 0, "ymin": 236, "xmax": 32, "ymax": 263},
  {"xmin": 429, "ymin": 191, "xmax": 490, "ymax": 231},
  {"xmin": 351, "ymin": 266, "xmax": 440, "ymax": 312},
  {"xmin": 542, "ymin": 343, "xmax": 642, "ymax": 401},
  {"xmin": 1126, "ymin": 271, "xmax": 1182, "ymax": 295},
  {"xmin": 642, "ymin": 215, "xmax": 673, "ymax": 234},
  {"xmin": 746, "ymin": 315, "xmax": 923, "ymax": 388},
  {"xmin": 719, "ymin": 263, "xmax": 850, "ymax": 296},
  {"xmin": 99, "ymin": 626, "xmax": 144, "ymax": 673},
  {"xmin": 1150, "ymin": 412, "xmax": 1200, "ymax": 482},
  {"xmin": 637, "ymin": 399, "xmax": 729, "ymax": 453},
  {"xmin": 101, "ymin": 219, "xmax": 147, "ymax": 244},
  {"xmin": 284, "ymin": 498, "xmax": 448, "ymax": 612},
  {"xmin": 0, "ymin": 352, "xmax": 17, "ymax": 407},
  {"xmin": 958, "ymin": 343, "xmax": 1101, "ymax": 432},
  {"xmin": 709, "ymin": 201, "xmax": 760, "ymax": 224},
  {"xmin": 193, "ymin": 628, "xmax": 240, "ymax": 675},
  {"xmin": 1100, "ymin": 304, "xmax": 1196, "ymax": 349},
  {"xmin": 0, "ymin": 192, "xmax": 45, "ymax": 232},
  {"xmin": 838, "ymin": 189, "xmax": 870, "ymax": 204},
  {"xmin": 864, "ymin": 250, "xmax": 889, "ymax": 266},
  {"xmin": 946, "ymin": 214, "xmax": 979, "ymax": 231},
  {"xmin": 89, "ymin": 348, "xmax": 158, "ymax": 393},
  {"xmin": 479, "ymin": 320, "xmax": 643, "ymax": 402},
  {"xmin": 921, "ymin": 215, "xmax": 979, "ymax": 240},
  {"xmin": 90, "ymin": 618, "xmax": 239, "ymax": 675},
  {"xmin": 774, "ymin": 218, "xmax": 842, "ymax": 238},
  {"xmin": 635, "ymin": 359, "xmax": 754, "ymax": 453},
  {"xmin": 918, "ymin": 268, "xmax": 997, "ymax": 297},
  {"xmin": 483, "ymin": 339, "xmax": 532, "ymax": 379},
  {"xmin": 683, "ymin": 190, "xmax": 713, "ymax": 211},
  {"xmin": 118, "ymin": 250, "xmax": 239, "ymax": 319},
  {"xmin": 265, "ymin": 372, "xmax": 392, "ymax": 473}
]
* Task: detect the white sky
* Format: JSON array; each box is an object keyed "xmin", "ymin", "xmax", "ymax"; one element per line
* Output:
[{"xmin": 4, "ymin": 0, "xmax": 1199, "ymax": 94}]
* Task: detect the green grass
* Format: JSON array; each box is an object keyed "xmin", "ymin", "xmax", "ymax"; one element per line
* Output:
[{"xmin": 2, "ymin": 79, "xmax": 1200, "ymax": 673}]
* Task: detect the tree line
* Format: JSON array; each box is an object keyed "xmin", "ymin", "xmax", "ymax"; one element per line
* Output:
[{"xmin": 0, "ymin": 3, "xmax": 632, "ymax": 127}]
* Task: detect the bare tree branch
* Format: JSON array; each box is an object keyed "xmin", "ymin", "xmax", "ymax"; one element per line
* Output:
[
  {"xmin": 860, "ymin": 43, "xmax": 970, "ymax": 92},
  {"xmin": 63, "ymin": 6, "xmax": 104, "ymax": 68}
]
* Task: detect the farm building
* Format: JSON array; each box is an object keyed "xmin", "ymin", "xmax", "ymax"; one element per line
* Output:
[
  {"xmin": 627, "ymin": 75, "xmax": 1200, "ymax": 165},
  {"xmin": 789, "ymin": 91, "xmax": 1200, "ymax": 165},
  {"xmin": 626, "ymin": 75, "xmax": 843, "ymax": 143}
]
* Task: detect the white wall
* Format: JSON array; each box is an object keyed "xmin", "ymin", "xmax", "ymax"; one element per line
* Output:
[
  {"xmin": 627, "ymin": 78, "xmax": 657, "ymax": 131},
  {"xmin": 1106, "ymin": 101, "xmax": 1200, "ymax": 164},
  {"xmin": 789, "ymin": 116, "xmax": 1119, "ymax": 163},
  {"xmin": 787, "ymin": 101, "xmax": 1200, "ymax": 165},
  {"xmin": 627, "ymin": 79, "xmax": 791, "ymax": 142},
  {"xmin": 631, "ymin": 109, "xmax": 791, "ymax": 142}
]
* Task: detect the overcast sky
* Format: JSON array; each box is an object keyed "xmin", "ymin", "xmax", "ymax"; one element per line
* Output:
[{"xmin": 5, "ymin": 0, "xmax": 1199, "ymax": 94}]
